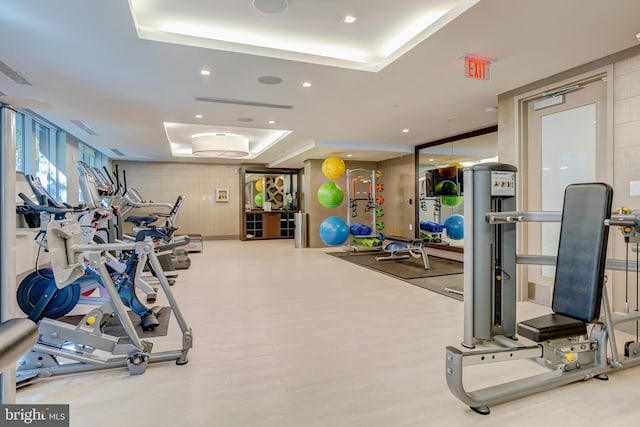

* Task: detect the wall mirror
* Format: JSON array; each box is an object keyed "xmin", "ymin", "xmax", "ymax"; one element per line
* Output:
[
  {"xmin": 415, "ymin": 126, "xmax": 498, "ymax": 248},
  {"xmin": 243, "ymin": 169, "xmax": 299, "ymax": 211}
]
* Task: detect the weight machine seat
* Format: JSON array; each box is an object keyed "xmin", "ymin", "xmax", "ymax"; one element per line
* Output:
[
  {"xmin": 516, "ymin": 183, "xmax": 613, "ymax": 343},
  {"xmin": 125, "ymin": 215, "xmax": 158, "ymax": 226},
  {"xmin": 517, "ymin": 314, "xmax": 587, "ymax": 342}
]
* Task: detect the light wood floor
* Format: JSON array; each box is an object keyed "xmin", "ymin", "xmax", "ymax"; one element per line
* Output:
[{"xmin": 17, "ymin": 239, "xmax": 640, "ymax": 426}]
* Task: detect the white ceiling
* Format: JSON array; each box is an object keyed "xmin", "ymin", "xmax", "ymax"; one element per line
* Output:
[{"xmin": 1, "ymin": 0, "xmax": 640, "ymax": 168}]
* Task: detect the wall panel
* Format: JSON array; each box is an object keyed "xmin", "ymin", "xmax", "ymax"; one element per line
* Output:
[{"xmin": 115, "ymin": 161, "xmax": 240, "ymax": 238}]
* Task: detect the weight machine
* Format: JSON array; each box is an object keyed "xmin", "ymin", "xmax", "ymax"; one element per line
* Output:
[{"xmin": 446, "ymin": 163, "xmax": 640, "ymax": 414}]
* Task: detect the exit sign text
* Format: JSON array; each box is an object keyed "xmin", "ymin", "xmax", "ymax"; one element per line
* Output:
[{"xmin": 464, "ymin": 56, "xmax": 491, "ymax": 81}]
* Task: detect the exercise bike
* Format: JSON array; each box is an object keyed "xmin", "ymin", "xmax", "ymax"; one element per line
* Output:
[{"xmin": 15, "ymin": 200, "xmax": 192, "ymax": 385}]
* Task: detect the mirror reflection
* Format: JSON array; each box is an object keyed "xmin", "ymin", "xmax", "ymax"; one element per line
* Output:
[
  {"xmin": 244, "ymin": 172, "xmax": 298, "ymax": 211},
  {"xmin": 417, "ymin": 131, "xmax": 498, "ymax": 248}
]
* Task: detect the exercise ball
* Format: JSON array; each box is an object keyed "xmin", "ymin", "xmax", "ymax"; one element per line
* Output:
[
  {"xmin": 441, "ymin": 195, "xmax": 464, "ymax": 207},
  {"xmin": 255, "ymin": 179, "xmax": 263, "ymax": 192},
  {"xmin": 322, "ymin": 157, "xmax": 345, "ymax": 179},
  {"xmin": 443, "ymin": 214, "xmax": 464, "ymax": 240},
  {"xmin": 254, "ymin": 192, "xmax": 263, "ymax": 207},
  {"xmin": 317, "ymin": 181, "xmax": 344, "ymax": 208},
  {"xmin": 435, "ymin": 180, "xmax": 458, "ymax": 196},
  {"xmin": 319, "ymin": 216, "xmax": 349, "ymax": 246},
  {"xmin": 438, "ymin": 165, "xmax": 458, "ymax": 179}
]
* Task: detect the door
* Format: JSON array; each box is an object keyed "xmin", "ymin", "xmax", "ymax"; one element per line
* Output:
[{"xmin": 524, "ymin": 74, "xmax": 608, "ymax": 305}]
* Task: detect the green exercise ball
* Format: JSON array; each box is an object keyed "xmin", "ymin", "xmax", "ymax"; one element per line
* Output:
[
  {"xmin": 255, "ymin": 192, "xmax": 263, "ymax": 207},
  {"xmin": 441, "ymin": 195, "xmax": 464, "ymax": 207},
  {"xmin": 435, "ymin": 180, "xmax": 458, "ymax": 196},
  {"xmin": 317, "ymin": 182, "xmax": 344, "ymax": 208}
]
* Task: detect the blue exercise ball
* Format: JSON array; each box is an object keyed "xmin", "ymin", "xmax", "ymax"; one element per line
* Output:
[
  {"xmin": 319, "ymin": 216, "xmax": 349, "ymax": 246},
  {"xmin": 444, "ymin": 214, "xmax": 464, "ymax": 240}
]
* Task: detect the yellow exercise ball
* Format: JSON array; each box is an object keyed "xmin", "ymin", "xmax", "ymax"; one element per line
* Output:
[
  {"xmin": 255, "ymin": 179, "xmax": 263, "ymax": 192},
  {"xmin": 322, "ymin": 157, "xmax": 346, "ymax": 180}
]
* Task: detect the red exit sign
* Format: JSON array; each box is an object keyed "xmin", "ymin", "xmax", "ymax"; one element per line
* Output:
[{"xmin": 464, "ymin": 56, "xmax": 491, "ymax": 81}]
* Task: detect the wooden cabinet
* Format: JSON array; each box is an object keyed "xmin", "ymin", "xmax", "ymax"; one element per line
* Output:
[{"xmin": 244, "ymin": 211, "xmax": 295, "ymax": 240}]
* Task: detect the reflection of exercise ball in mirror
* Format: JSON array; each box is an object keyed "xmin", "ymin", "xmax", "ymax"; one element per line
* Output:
[
  {"xmin": 441, "ymin": 196, "xmax": 464, "ymax": 207},
  {"xmin": 444, "ymin": 214, "xmax": 464, "ymax": 240},
  {"xmin": 255, "ymin": 192, "xmax": 263, "ymax": 207},
  {"xmin": 255, "ymin": 179, "xmax": 263, "ymax": 192},
  {"xmin": 435, "ymin": 180, "xmax": 458, "ymax": 196},
  {"xmin": 319, "ymin": 216, "xmax": 349, "ymax": 246},
  {"xmin": 322, "ymin": 157, "xmax": 345, "ymax": 179}
]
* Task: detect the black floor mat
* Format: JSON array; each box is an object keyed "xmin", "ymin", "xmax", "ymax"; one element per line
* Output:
[{"xmin": 329, "ymin": 251, "xmax": 464, "ymax": 301}]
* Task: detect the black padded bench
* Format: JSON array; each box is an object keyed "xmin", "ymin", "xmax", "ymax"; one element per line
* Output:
[
  {"xmin": 125, "ymin": 215, "xmax": 159, "ymax": 227},
  {"xmin": 517, "ymin": 183, "xmax": 613, "ymax": 342}
]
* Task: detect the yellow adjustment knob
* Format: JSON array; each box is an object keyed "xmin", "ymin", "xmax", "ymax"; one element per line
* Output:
[
  {"xmin": 625, "ymin": 227, "xmax": 632, "ymax": 233},
  {"xmin": 565, "ymin": 353, "xmax": 575, "ymax": 362},
  {"xmin": 496, "ymin": 275, "xmax": 502, "ymax": 281},
  {"xmin": 86, "ymin": 316, "xmax": 96, "ymax": 325},
  {"xmin": 624, "ymin": 207, "xmax": 630, "ymax": 213}
]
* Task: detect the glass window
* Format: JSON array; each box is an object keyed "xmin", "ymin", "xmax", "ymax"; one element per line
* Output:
[
  {"xmin": 33, "ymin": 121, "xmax": 67, "ymax": 202},
  {"xmin": 9, "ymin": 109, "xmax": 108, "ymax": 204},
  {"xmin": 34, "ymin": 121, "xmax": 53, "ymax": 195},
  {"xmin": 15, "ymin": 112, "xmax": 25, "ymax": 172}
]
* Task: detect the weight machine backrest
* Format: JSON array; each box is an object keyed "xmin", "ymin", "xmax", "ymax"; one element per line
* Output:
[{"xmin": 552, "ymin": 183, "xmax": 613, "ymax": 323}]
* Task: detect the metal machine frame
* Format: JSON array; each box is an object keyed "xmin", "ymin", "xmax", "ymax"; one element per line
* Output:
[
  {"xmin": 16, "ymin": 215, "xmax": 193, "ymax": 385},
  {"xmin": 343, "ymin": 169, "xmax": 379, "ymax": 251},
  {"xmin": 446, "ymin": 163, "xmax": 640, "ymax": 414}
]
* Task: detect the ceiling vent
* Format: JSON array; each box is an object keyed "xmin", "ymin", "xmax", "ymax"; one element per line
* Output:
[
  {"xmin": 110, "ymin": 148, "xmax": 125, "ymax": 156},
  {"xmin": 0, "ymin": 60, "xmax": 31, "ymax": 85},
  {"xmin": 195, "ymin": 96, "xmax": 293, "ymax": 110},
  {"xmin": 70, "ymin": 120, "xmax": 98, "ymax": 136}
]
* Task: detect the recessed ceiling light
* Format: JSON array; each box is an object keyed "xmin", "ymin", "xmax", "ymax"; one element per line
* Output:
[
  {"xmin": 253, "ymin": 0, "xmax": 288, "ymax": 14},
  {"xmin": 302, "ymin": 82, "xmax": 312, "ymax": 88},
  {"xmin": 428, "ymin": 158, "xmax": 434, "ymax": 162},
  {"xmin": 636, "ymin": 32, "xmax": 640, "ymax": 42},
  {"xmin": 195, "ymin": 114, "xmax": 203, "ymax": 119},
  {"xmin": 200, "ymin": 69, "xmax": 211, "ymax": 76},
  {"xmin": 268, "ymin": 120, "xmax": 275, "ymax": 124},
  {"xmin": 347, "ymin": 154, "xmax": 353, "ymax": 158},
  {"xmin": 485, "ymin": 106, "xmax": 498, "ymax": 113},
  {"xmin": 258, "ymin": 75, "xmax": 283, "ymax": 85},
  {"xmin": 344, "ymin": 15, "xmax": 356, "ymax": 24},
  {"xmin": 402, "ymin": 129, "xmax": 410, "ymax": 133}
]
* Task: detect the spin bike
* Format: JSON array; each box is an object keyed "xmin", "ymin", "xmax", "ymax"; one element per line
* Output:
[{"xmin": 15, "ymin": 200, "xmax": 192, "ymax": 384}]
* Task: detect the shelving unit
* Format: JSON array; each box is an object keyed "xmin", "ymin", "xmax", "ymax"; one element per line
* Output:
[
  {"xmin": 245, "ymin": 212, "xmax": 264, "ymax": 239},
  {"xmin": 244, "ymin": 211, "xmax": 295, "ymax": 240},
  {"xmin": 279, "ymin": 212, "xmax": 295, "ymax": 238}
]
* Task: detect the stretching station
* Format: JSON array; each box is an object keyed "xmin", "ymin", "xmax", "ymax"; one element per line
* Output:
[{"xmin": 445, "ymin": 163, "xmax": 640, "ymax": 414}]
